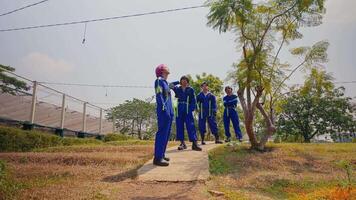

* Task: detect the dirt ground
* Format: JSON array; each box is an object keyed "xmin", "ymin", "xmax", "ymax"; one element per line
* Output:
[
  {"xmin": 0, "ymin": 144, "xmax": 212, "ymax": 200},
  {"xmin": 1, "ymin": 143, "xmax": 355, "ymax": 200}
]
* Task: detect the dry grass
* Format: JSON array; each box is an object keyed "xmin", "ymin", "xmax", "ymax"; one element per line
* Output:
[
  {"xmin": 208, "ymin": 143, "xmax": 356, "ymax": 200},
  {"xmin": 0, "ymin": 144, "xmax": 154, "ymax": 200},
  {"xmin": 0, "ymin": 141, "xmax": 205, "ymax": 200}
]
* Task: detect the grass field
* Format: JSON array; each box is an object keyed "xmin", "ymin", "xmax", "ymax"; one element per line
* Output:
[
  {"xmin": 207, "ymin": 143, "xmax": 356, "ymax": 200},
  {"xmin": 1, "ymin": 126, "xmax": 355, "ymax": 199}
]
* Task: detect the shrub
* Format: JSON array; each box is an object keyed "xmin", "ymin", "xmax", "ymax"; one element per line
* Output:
[
  {"xmin": 0, "ymin": 126, "xmax": 102, "ymax": 152},
  {"xmin": 61, "ymin": 137, "xmax": 102, "ymax": 146},
  {"xmin": 103, "ymin": 133, "xmax": 132, "ymax": 142},
  {"xmin": 0, "ymin": 126, "xmax": 62, "ymax": 152}
]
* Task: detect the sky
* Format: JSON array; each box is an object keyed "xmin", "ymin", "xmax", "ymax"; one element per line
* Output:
[{"xmin": 0, "ymin": 0, "xmax": 355, "ymax": 109}]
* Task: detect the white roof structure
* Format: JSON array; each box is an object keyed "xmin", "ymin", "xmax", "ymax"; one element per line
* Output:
[{"xmin": 0, "ymin": 93, "xmax": 112, "ymax": 134}]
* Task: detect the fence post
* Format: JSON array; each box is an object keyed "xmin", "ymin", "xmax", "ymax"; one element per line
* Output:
[
  {"xmin": 82, "ymin": 102, "xmax": 87, "ymax": 132},
  {"xmin": 30, "ymin": 81, "xmax": 38, "ymax": 124},
  {"xmin": 99, "ymin": 108, "xmax": 103, "ymax": 134},
  {"xmin": 60, "ymin": 94, "xmax": 66, "ymax": 129}
]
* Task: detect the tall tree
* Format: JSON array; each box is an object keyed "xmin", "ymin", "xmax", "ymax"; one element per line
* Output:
[
  {"xmin": 277, "ymin": 68, "xmax": 355, "ymax": 142},
  {"xmin": 207, "ymin": 0, "xmax": 328, "ymax": 150},
  {"xmin": 107, "ymin": 98, "xmax": 156, "ymax": 139},
  {"xmin": 0, "ymin": 64, "xmax": 29, "ymax": 95}
]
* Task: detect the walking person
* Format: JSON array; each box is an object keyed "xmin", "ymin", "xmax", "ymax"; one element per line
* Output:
[
  {"xmin": 172, "ymin": 76, "xmax": 202, "ymax": 151},
  {"xmin": 153, "ymin": 64, "xmax": 174, "ymax": 166},
  {"xmin": 196, "ymin": 82, "xmax": 223, "ymax": 145},
  {"xmin": 223, "ymin": 86, "xmax": 243, "ymax": 142}
]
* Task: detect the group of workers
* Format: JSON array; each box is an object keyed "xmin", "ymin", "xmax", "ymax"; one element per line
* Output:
[{"xmin": 153, "ymin": 64, "xmax": 243, "ymax": 167}]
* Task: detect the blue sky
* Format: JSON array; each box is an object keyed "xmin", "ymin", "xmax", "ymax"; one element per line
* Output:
[{"xmin": 0, "ymin": 0, "xmax": 355, "ymax": 108}]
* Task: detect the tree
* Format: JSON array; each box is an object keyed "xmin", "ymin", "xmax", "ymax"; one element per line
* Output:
[
  {"xmin": 0, "ymin": 64, "xmax": 29, "ymax": 95},
  {"xmin": 107, "ymin": 98, "xmax": 156, "ymax": 140},
  {"xmin": 187, "ymin": 73, "xmax": 224, "ymax": 96},
  {"xmin": 207, "ymin": 0, "xmax": 328, "ymax": 150},
  {"xmin": 277, "ymin": 78, "xmax": 355, "ymax": 142}
]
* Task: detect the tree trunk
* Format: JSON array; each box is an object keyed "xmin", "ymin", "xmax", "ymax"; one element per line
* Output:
[
  {"xmin": 256, "ymin": 102, "xmax": 276, "ymax": 151},
  {"xmin": 245, "ymin": 114, "xmax": 259, "ymax": 148}
]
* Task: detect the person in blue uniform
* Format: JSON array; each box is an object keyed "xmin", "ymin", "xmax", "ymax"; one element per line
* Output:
[
  {"xmin": 172, "ymin": 76, "xmax": 202, "ymax": 151},
  {"xmin": 223, "ymin": 86, "xmax": 243, "ymax": 142},
  {"xmin": 196, "ymin": 82, "xmax": 223, "ymax": 145},
  {"xmin": 153, "ymin": 64, "xmax": 174, "ymax": 166}
]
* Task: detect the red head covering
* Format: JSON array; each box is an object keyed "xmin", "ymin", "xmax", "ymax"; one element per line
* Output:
[{"xmin": 155, "ymin": 64, "xmax": 168, "ymax": 77}]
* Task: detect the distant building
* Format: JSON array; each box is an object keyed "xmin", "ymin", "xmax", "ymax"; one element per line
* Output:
[
  {"xmin": 312, "ymin": 134, "xmax": 334, "ymax": 143},
  {"xmin": 333, "ymin": 132, "xmax": 356, "ymax": 143}
]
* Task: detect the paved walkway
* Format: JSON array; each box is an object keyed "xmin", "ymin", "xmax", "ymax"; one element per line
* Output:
[{"xmin": 137, "ymin": 142, "xmax": 221, "ymax": 182}]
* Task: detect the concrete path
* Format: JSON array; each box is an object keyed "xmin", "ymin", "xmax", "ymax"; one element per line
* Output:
[{"xmin": 137, "ymin": 142, "xmax": 221, "ymax": 182}]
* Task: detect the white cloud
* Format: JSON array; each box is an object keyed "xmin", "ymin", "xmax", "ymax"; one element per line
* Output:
[{"xmin": 19, "ymin": 52, "xmax": 74, "ymax": 74}]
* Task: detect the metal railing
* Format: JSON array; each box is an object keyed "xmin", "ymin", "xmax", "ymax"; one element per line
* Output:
[{"xmin": 0, "ymin": 66, "xmax": 116, "ymax": 136}]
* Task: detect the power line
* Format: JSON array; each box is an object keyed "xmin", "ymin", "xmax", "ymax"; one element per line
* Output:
[
  {"xmin": 288, "ymin": 81, "xmax": 356, "ymax": 86},
  {"xmin": 0, "ymin": 0, "xmax": 50, "ymax": 17},
  {"xmin": 39, "ymin": 80, "xmax": 356, "ymax": 89},
  {"xmin": 0, "ymin": 4, "xmax": 207, "ymax": 32},
  {"xmin": 38, "ymin": 82, "xmax": 152, "ymax": 88}
]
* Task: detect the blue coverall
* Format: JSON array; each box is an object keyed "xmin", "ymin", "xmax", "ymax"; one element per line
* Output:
[
  {"xmin": 154, "ymin": 78, "xmax": 174, "ymax": 160},
  {"xmin": 196, "ymin": 92, "xmax": 218, "ymax": 138},
  {"xmin": 223, "ymin": 94, "xmax": 243, "ymax": 140},
  {"xmin": 172, "ymin": 84, "xmax": 198, "ymax": 142}
]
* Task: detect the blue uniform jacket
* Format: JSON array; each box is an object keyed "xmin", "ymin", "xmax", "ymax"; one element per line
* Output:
[
  {"xmin": 223, "ymin": 94, "xmax": 238, "ymax": 108},
  {"xmin": 196, "ymin": 92, "xmax": 217, "ymax": 118},
  {"xmin": 172, "ymin": 83, "xmax": 196, "ymax": 116},
  {"xmin": 154, "ymin": 78, "xmax": 174, "ymax": 117}
]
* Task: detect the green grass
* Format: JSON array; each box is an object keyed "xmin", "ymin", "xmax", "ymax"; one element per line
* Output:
[
  {"xmin": 209, "ymin": 144, "xmax": 248, "ymax": 175},
  {"xmin": 0, "ymin": 160, "xmax": 26, "ymax": 200},
  {"xmin": 208, "ymin": 143, "xmax": 356, "ymax": 199},
  {"xmin": 103, "ymin": 133, "xmax": 134, "ymax": 142}
]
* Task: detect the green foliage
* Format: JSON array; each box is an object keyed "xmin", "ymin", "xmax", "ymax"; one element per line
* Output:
[
  {"xmin": 0, "ymin": 126, "xmax": 102, "ymax": 152},
  {"xmin": 186, "ymin": 73, "xmax": 224, "ymax": 96},
  {"xmin": 108, "ymin": 98, "xmax": 156, "ymax": 140},
  {"xmin": 103, "ymin": 133, "xmax": 133, "ymax": 142},
  {"xmin": 209, "ymin": 146, "xmax": 232, "ymax": 175},
  {"xmin": 277, "ymin": 69, "xmax": 355, "ymax": 142},
  {"xmin": 61, "ymin": 137, "xmax": 102, "ymax": 146},
  {"xmin": 0, "ymin": 64, "xmax": 29, "ymax": 95},
  {"xmin": 207, "ymin": 0, "xmax": 328, "ymax": 149}
]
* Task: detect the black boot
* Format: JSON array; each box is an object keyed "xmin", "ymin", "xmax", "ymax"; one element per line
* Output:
[
  {"xmin": 225, "ymin": 137, "xmax": 231, "ymax": 143},
  {"xmin": 153, "ymin": 158, "xmax": 169, "ymax": 167},
  {"xmin": 201, "ymin": 135, "xmax": 206, "ymax": 145},
  {"xmin": 163, "ymin": 157, "xmax": 170, "ymax": 161},
  {"xmin": 192, "ymin": 141, "xmax": 202, "ymax": 151},
  {"xmin": 178, "ymin": 141, "xmax": 186, "ymax": 150},
  {"xmin": 215, "ymin": 135, "xmax": 223, "ymax": 144}
]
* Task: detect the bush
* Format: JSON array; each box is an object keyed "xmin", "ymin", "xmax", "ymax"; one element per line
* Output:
[
  {"xmin": 62, "ymin": 137, "xmax": 102, "ymax": 146},
  {"xmin": 0, "ymin": 126, "xmax": 62, "ymax": 152},
  {"xmin": 103, "ymin": 133, "xmax": 132, "ymax": 142},
  {"xmin": 0, "ymin": 126, "xmax": 102, "ymax": 152}
]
